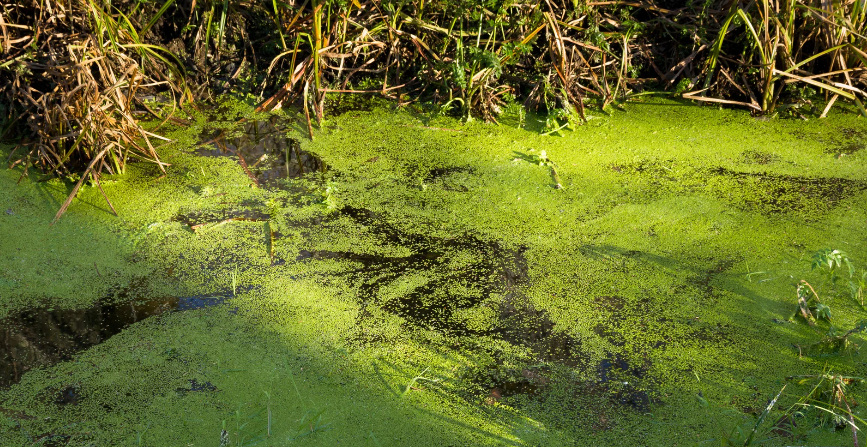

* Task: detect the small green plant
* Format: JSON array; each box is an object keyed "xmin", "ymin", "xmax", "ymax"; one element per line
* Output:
[
  {"xmin": 789, "ymin": 249, "xmax": 867, "ymax": 359},
  {"xmin": 698, "ymin": 385, "xmax": 786, "ymax": 446},
  {"xmin": 850, "ymin": 270, "xmax": 867, "ymax": 307},
  {"xmin": 800, "ymin": 320, "xmax": 867, "ymax": 357},
  {"xmin": 286, "ymin": 408, "xmax": 331, "ymax": 441},
  {"xmin": 788, "ymin": 372, "xmax": 866, "ymax": 437},
  {"xmin": 135, "ymin": 422, "xmax": 151, "ymax": 445},
  {"xmin": 542, "ymin": 108, "xmax": 574, "ymax": 136},
  {"xmin": 512, "ymin": 150, "xmax": 564, "ymax": 190},
  {"xmin": 793, "ymin": 249, "xmax": 865, "ymax": 328},
  {"xmin": 702, "ymin": 372, "xmax": 867, "ymax": 446},
  {"xmin": 222, "ymin": 403, "xmax": 268, "ymax": 447},
  {"xmin": 263, "ymin": 391, "xmax": 272, "ymax": 438},
  {"xmin": 811, "ymin": 249, "xmax": 854, "ymax": 285},
  {"xmin": 322, "ymin": 181, "xmax": 340, "ymax": 211},
  {"xmin": 794, "ymin": 280, "xmax": 830, "ymax": 325},
  {"xmin": 401, "ymin": 366, "xmax": 441, "ymax": 397}
]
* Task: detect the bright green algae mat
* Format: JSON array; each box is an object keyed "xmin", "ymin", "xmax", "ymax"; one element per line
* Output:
[{"xmin": 1, "ymin": 98, "xmax": 867, "ymax": 445}]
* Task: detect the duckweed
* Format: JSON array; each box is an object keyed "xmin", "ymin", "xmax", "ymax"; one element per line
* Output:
[{"xmin": 1, "ymin": 97, "xmax": 866, "ymax": 445}]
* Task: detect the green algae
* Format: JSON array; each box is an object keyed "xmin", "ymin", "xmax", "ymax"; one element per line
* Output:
[
  {"xmin": 0, "ymin": 165, "xmax": 171, "ymax": 316},
  {"xmin": 2, "ymin": 98, "xmax": 867, "ymax": 445}
]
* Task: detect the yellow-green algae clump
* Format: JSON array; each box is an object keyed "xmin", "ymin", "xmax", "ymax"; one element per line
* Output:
[{"xmin": 1, "ymin": 97, "xmax": 866, "ymax": 446}]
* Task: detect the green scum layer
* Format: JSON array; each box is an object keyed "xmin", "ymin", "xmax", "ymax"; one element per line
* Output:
[{"xmin": 1, "ymin": 97, "xmax": 866, "ymax": 445}]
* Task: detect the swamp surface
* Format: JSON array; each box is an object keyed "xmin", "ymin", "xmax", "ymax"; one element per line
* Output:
[{"xmin": 1, "ymin": 98, "xmax": 867, "ymax": 445}]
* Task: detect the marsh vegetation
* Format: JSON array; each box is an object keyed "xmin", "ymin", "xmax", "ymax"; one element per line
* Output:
[{"xmin": 1, "ymin": 1, "xmax": 867, "ymax": 446}]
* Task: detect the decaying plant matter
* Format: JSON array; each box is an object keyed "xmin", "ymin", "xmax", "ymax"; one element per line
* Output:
[
  {"xmin": 254, "ymin": 0, "xmax": 866, "ymax": 122},
  {"xmin": 0, "ymin": 0, "xmax": 187, "ymax": 222}
]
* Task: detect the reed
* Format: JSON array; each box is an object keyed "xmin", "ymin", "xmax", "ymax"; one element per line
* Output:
[
  {"xmin": 247, "ymin": 1, "xmax": 866, "ymax": 121},
  {"xmin": 2, "ymin": 0, "xmax": 865, "ymax": 216},
  {"xmin": 1, "ymin": 0, "xmax": 187, "ymax": 221}
]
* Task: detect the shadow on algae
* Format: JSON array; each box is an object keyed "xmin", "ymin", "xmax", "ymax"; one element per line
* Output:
[
  {"xmin": 1, "ymin": 96, "xmax": 867, "ymax": 446},
  {"xmin": 0, "ymin": 289, "xmax": 234, "ymax": 387},
  {"xmin": 0, "ymin": 110, "xmax": 566, "ymax": 446}
]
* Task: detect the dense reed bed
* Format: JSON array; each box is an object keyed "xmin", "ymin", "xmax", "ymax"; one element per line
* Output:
[{"xmin": 2, "ymin": 0, "xmax": 865, "ymax": 210}]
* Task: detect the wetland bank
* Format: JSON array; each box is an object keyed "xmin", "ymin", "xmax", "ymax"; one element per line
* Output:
[{"xmin": 2, "ymin": 97, "xmax": 866, "ymax": 445}]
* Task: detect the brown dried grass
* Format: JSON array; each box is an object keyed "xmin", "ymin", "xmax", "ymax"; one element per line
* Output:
[{"xmin": 1, "ymin": 0, "xmax": 186, "ymax": 222}]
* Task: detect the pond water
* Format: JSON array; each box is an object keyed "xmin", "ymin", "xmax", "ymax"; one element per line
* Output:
[
  {"xmin": 0, "ymin": 292, "xmax": 232, "ymax": 388},
  {"xmin": 1, "ymin": 98, "xmax": 866, "ymax": 446},
  {"xmin": 197, "ymin": 117, "xmax": 327, "ymax": 186}
]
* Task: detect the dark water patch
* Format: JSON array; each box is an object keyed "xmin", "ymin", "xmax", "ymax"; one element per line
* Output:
[
  {"xmin": 611, "ymin": 161, "xmax": 867, "ymax": 214},
  {"xmin": 690, "ymin": 322, "xmax": 734, "ymax": 344},
  {"xmin": 841, "ymin": 127, "xmax": 865, "ymax": 139},
  {"xmin": 597, "ymin": 354, "xmax": 652, "ymax": 411},
  {"xmin": 463, "ymin": 297, "xmax": 632, "ymax": 410},
  {"xmin": 426, "ymin": 166, "xmax": 474, "ymax": 181},
  {"xmin": 710, "ymin": 168, "xmax": 867, "ymax": 214},
  {"xmin": 829, "ymin": 127, "xmax": 866, "ymax": 157},
  {"xmin": 740, "ymin": 150, "xmax": 778, "ymax": 165},
  {"xmin": 198, "ymin": 118, "xmax": 327, "ymax": 187},
  {"xmin": 794, "ymin": 126, "xmax": 865, "ymax": 157},
  {"xmin": 297, "ymin": 207, "xmax": 527, "ymax": 337},
  {"xmin": 830, "ymin": 143, "xmax": 865, "ymax": 158},
  {"xmin": 592, "ymin": 323, "xmax": 623, "ymax": 347},
  {"xmin": 54, "ymin": 384, "xmax": 81, "ymax": 406},
  {"xmin": 609, "ymin": 159, "xmax": 677, "ymax": 179},
  {"xmin": 426, "ymin": 166, "xmax": 474, "ymax": 192},
  {"xmin": 175, "ymin": 295, "xmax": 232, "ymax": 311},
  {"xmin": 176, "ymin": 378, "xmax": 218, "ymax": 396},
  {"xmin": 173, "ymin": 208, "xmax": 270, "ymax": 230},
  {"xmin": 0, "ymin": 293, "xmax": 232, "ymax": 388},
  {"xmin": 472, "ymin": 351, "xmax": 654, "ymax": 417},
  {"xmin": 686, "ymin": 257, "xmax": 740, "ymax": 304},
  {"xmin": 478, "ymin": 366, "xmax": 550, "ymax": 404},
  {"xmin": 593, "ymin": 295, "xmax": 626, "ymax": 313},
  {"xmin": 495, "ymin": 293, "xmax": 581, "ymax": 365}
]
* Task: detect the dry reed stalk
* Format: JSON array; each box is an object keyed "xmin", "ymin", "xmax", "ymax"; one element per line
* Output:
[{"xmin": 1, "ymin": 0, "xmax": 185, "ymax": 221}]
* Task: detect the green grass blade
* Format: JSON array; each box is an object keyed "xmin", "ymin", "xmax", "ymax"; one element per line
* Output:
[
  {"xmin": 219, "ymin": 0, "xmax": 229, "ymax": 48},
  {"xmin": 141, "ymin": 0, "xmax": 177, "ymax": 36},
  {"xmin": 736, "ymin": 8, "xmax": 766, "ymax": 65}
]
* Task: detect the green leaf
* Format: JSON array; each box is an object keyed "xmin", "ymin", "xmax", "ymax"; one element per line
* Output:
[{"xmin": 815, "ymin": 303, "xmax": 832, "ymax": 321}]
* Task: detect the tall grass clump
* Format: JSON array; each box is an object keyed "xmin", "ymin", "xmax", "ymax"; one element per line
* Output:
[
  {"xmin": 250, "ymin": 0, "xmax": 866, "ymax": 122},
  {"xmin": 688, "ymin": 0, "xmax": 867, "ymax": 117},
  {"xmin": 2, "ymin": 0, "xmax": 865, "ymax": 217},
  {"xmin": 1, "ymin": 0, "xmax": 187, "ymax": 221}
]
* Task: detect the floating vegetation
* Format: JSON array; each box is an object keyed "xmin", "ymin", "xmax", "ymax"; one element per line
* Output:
[
  {"xmin": 710, "ymin": 168, "xmax": 867, "ymax": 215},
  {"xmin": 300, "ymin": 206, "xmax": 527, "ymax": 338},
  {"xmin": 611, "ymin": 159, "xmax": 867, "ymax": 216},
  {"xmin": 739, "ymin": 150, "xmax": 779, "ymax": 166},
  {"xmin": 1, "ymin": 91, "xmax": 866, "ymax": 445},
  {"xmin": 293, "ymin": 206, "xmax": 664, "ymax": 414}
]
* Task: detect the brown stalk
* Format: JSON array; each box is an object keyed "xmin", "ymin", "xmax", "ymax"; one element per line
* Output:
[
  {"xmin": 51, "ymin": 146, "xmax": 109, "ymax": 225},
  {"xmin": 92, "ymin": 171, "xmax": 118, "ymax": 216},
  {"xmin": 303, "ymin": 79, "xmax": 314, "ymax": 140},
  {"xmin": 682, "ymin": 89, "xmax": 763, "ymax": 111}
]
